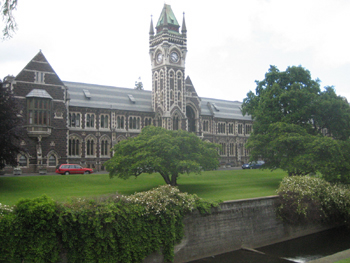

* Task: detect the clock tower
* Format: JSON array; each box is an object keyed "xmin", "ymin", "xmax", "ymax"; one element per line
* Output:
[{"xmin": 149, "ymin": 4, "xmax": 188, "ymax": 130}]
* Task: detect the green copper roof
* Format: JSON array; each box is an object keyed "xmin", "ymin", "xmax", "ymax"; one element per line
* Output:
[{"xmin": 156, "ymin": 4, "xmax": 180, "ymax": 30}]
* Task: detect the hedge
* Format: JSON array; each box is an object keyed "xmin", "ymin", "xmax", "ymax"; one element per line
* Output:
[{"xmin": 0, "ymin": 185, "xmax": 218, "ymax": 263}]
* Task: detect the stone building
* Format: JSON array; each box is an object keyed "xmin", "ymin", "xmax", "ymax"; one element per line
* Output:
[{"xmin": 4, "ymin": 4, "xmax": 252, "ymax": 173}]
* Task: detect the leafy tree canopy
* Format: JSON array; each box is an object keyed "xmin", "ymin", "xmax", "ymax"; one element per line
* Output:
[
  {"xmin": 241, "ymin": 65, "xmax": 350, "ymax": 182},
  {"xmin": 105, "ymin": 126, "xmax": 220, "ymax": 186},
  {"xmin": 0, "ymin": 78, "xmax": 25, "ymax": 169}
]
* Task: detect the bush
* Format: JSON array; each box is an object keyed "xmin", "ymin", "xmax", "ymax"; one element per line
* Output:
[
  {"xmin": 276, "ymin": 176, "xmax": 350, "ymax": 225},
  {"xmin": 0, "ymin": 186, "xmax": 218, "ymax": 263},
  {"xmin": 0, "ymin": 195, "xmax": 60, "ymax": 263}
]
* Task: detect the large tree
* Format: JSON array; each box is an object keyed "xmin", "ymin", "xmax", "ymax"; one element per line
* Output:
[
  {"xmin": 241, "ymin": 65, "xmax": 350, "ymax": 183},
  {"xmin": 105, "ymin": 126, "xmax": 220, "ymax": 186},
  {"xmin": 0, "ymin": 77, "xmax": 25, "ymax": 169},
  {"xmin": 1, "ymin": 0, "xmax": 17, "ymax": 39}
]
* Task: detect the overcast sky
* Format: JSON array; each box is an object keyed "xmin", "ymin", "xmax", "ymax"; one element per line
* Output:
[{"xmin": 1, "ymin": 0, "xmax": 350, "ymax": 102}]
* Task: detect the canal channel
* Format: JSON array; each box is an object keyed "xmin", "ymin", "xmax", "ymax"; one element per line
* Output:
[{"xmin": 187, "ymin": 226, "xmax": 350, "ymax": 263}]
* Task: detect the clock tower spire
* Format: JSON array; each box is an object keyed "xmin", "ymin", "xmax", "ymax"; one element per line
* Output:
[{"xmin": 149, "ymin": 4, "xmax": 188, "ymax": 131}]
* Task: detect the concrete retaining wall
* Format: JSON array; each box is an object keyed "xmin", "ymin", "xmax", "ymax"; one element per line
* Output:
[{"xmin": 144, "ymin": 196, "xmax": 332, "ymax": 263}]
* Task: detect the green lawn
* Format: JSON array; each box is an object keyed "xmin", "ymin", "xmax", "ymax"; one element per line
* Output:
[{"xmin": 0, "ymin": 169, "xmax": 287, "ymax": 206}]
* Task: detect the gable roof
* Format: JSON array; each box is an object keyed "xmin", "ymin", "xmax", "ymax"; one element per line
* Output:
[{"xmin": 15, "ymin": 50, "xmax": 65, "ymax": 86}]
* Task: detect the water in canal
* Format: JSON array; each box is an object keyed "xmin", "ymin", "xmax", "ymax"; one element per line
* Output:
[{"xmin": 187, "ymin": 226, "xmax": 350, "ymax": 263}]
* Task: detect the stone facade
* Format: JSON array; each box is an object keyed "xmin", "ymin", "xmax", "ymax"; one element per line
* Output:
[{"xmin": 4, "ymin": 4, "xmax": 252, "ymax": 174}]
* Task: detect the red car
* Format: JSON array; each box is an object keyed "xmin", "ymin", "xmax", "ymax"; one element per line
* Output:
[{"xmin": 55, "ymin": 164, "xmax": 93, "ymax": 175}]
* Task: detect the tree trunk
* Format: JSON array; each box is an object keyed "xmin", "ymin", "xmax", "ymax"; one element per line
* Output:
[
  {"xmin": 170, "ymin": 173, "xmax": 178, "ymax": 186},
  {"xmin": 160, "ymin": 172, "xmax": 171, "ymax": 185}
]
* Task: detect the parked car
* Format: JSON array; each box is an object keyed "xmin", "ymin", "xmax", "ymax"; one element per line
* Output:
[
  {"xmin": 55, "ymin": 164, "xmax": 93, "ymax": 175},
  {"xmin": 242, "ymin": 161, "xmax": 265, "ymax": 169},
  {"xmin": 242, "ymin": 163, "xmax": 251, "ymax": 169}
]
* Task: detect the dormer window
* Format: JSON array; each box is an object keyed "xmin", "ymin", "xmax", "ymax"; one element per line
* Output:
[
  {"xmin": 83, "ymin": 89, "xmax": 91, "ymax": 99},
  {"xmin": 35, "ymin": 72, "xmax": 45, "ymax": 84}
]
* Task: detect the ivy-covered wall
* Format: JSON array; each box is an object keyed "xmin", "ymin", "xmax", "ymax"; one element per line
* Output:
[
  {"xmin": 0, "ymin": 185, "xmax": 335, "ymax": 263},
  {"xmin": 0, "ymin": 185, "xmax": 216, "ymax": 263}
]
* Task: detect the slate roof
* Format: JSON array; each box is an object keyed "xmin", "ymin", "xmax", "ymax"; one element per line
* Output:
[
  {"xmin": 26, "ymin": 89, "xmax": 53, "ymax": 99},
  {"xmin": 64, "ymin": 81, "xmax": 251, "ymax": 121},
  {"xmin": 63, "ymin": 81, "xmax": 153, "ymax": 113},
  {"xmin": 201, "ymin": 97, "xmax": 251, "ymax": 121}
]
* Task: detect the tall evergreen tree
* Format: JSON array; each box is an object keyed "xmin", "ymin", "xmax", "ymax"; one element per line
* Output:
[{"xmin": 0, "ymin": 77, "xmax": 25, "ymax": 169}]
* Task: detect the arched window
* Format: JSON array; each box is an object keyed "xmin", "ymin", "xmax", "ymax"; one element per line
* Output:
[
  {"xmin": 144, "ymin": 117, "xmax": 152, "ymax": 127},
  {"xmin": 238, "ymin": 124, "xmax": 243, "ymax": 134},
  {"xmin": 100, "ymin": 114, "xmax": 109, "ymax": 128},
  {"xmin": 117, "ymin": 116, "xmax": 125, "ymax": 129},
  {"xmin": 177, "ymin": 73, "xmax": 182, "ymax": 92},
  {"xmin": 229, "ymin": 143, "xmax": 235, "ymax": 156},
  {"xmin": 239, "ymin": 143, "xmax": 244, "ymax": 156},
  {"xmin": 202, "ymin": 120, "xmax": 209, "ymax": 132},
  {"xmin": 133, "ymin": 117, "xmax": 136, "ymax": 129},
  {"xmin": 228, "ymin": 123, "xmax": 234, "ymax": 134},
  {"xmin": 154, "ymin": 72, "xmax": 158, "ymax": 92},
  {"xmin": 218, "ymin": 122, "xmax": 226, "ymax": 134},
  {"xmin": 186, "ymin": 106, "xmax": 196, "ymax": 132},
  {"xmin": 69, "ymin": 113, "xmax": 81, "ymax": 127},
  {"xmin": 86, "ymin": 114, "xmax": 95, "ymax": 128},
  {"xmin": 157, "ymin": 116, "xmax": 162, "ymax": 127},
  {"xmin": 173, "ymin": 114, "xmax": 180, "ymax": 130},
  {"xmin": 69, "ymin": 136, "xmax": 81, "ymax": 156},
  {"xmin": 245, "ymin": 124, "xmax": 252, "ymax": 134},
  {"xmin": 86, "ymin": 139, "xmax": 95, "ymax": 156},
  {"xmin": 100, "ymin": 138, "xmax": 111, "ymax": 157},
  {"xmin": 160, "ymin": 72, "xmax": 164, "ymax": 91},
  {"xmin": 219, "ymin": 143, "xmax": 226, "ymax": 156},
  {"xmin": 18, "ymin": 154, "xmax": 27, "ymax": 167},
  {"xmin": 129, "ymin": 117, "xmax": 140, "ymax": 130},
  {"xmin": 48, "ymin": 155, "xmax": 56, "ymax": 166}
]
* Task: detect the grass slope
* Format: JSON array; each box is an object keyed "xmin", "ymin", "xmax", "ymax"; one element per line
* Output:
[{"xmin": 0, "ymin": 169, "xmax": 287, "ymax": 206}]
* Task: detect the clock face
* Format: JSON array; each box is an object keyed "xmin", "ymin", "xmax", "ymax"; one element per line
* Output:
[
  {"xmin": 170, "ymin": 52, "xmax": 179, "ymax": 63},
  {"xmin": 157, "ymin": 53, "xmax": 163, "ymax": 63}
]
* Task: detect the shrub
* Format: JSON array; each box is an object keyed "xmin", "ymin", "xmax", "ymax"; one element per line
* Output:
[
  {"xmin": 0, "ymin": 195, "xmax": 60, "ymax": 263},
  {"xmin": 276, "ymin": 176, "xmax": 350, "ymax": 225},
  {"xmin": 0, "ymin": 186, "xmax": 218, "ymax": 263},
  {"xmin": 58, "ymin": 185, "xmax": 218, "ymax": 263}
]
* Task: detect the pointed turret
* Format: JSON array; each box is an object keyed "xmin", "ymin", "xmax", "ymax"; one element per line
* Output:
[
  {"xmin": 156, "ymin": 4, "xmax": 180, "ymax": 34},
  {"xmin": 181, "ymin": 12, "xmax": 187, "ymax": 35},
  {"xmin": 149, "ymin": 15, "xmax": 154, "ymax": 39}
]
